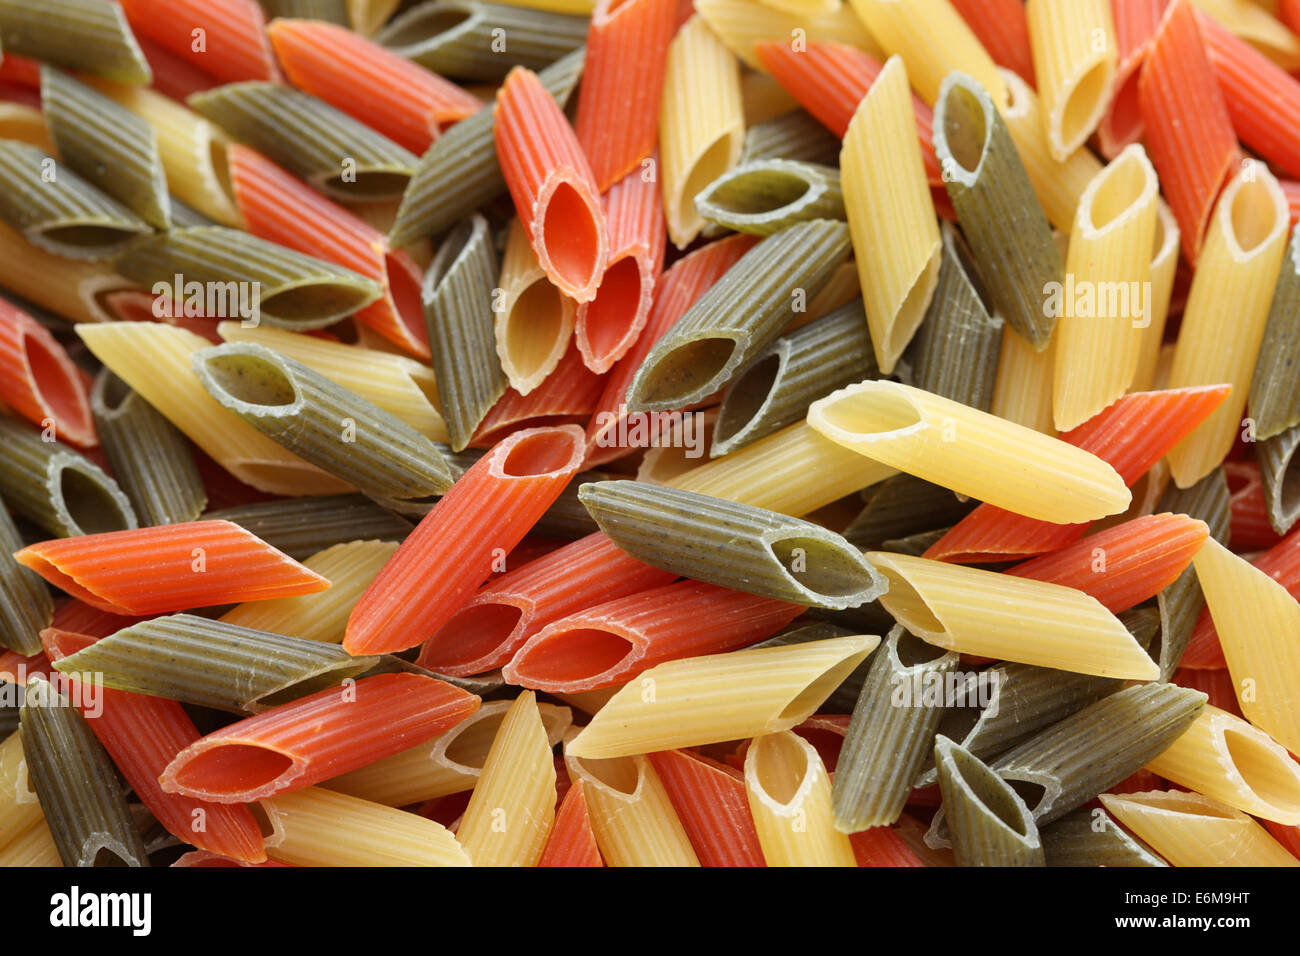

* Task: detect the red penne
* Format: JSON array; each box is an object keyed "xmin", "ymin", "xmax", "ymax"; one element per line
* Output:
[
  {"xmin": 1197, "ymin": 10, "xmax": 1300, "ymax": 180},
  {"xmin": 135, "ymin": 36, "xmax": 222, "ymax": 102},
  {"xmin": 119, "ymin": 0, "xmax": 279, "ymax": 84},
  {"xmin": 172, "ymin": 851, "xmax": 290, "ymax": 867},
  {"xmin": 1225, "ymin": 460, "xmax": 1285, "ymax": 550},
  {"xmin": 193, "ymin": 447, "xmax": 277, "ymax": 510},
  {"xmin": 416, "ymin": 532, "xmax": 677, "ymax": 676},
  {"xmin": 1281, "ymin": 178, "xmax": 1300, "ymax": 226},
  {"xmin": 502, "ymin": 580, "xmax": 803, "ymax": 692},
  {"xmin": 267, "ymin": 19, "xmax": 482, "ymax": 155},
  {"xmin": 50, "ymin": 599, "xmax": 144, "ymax": 639},
  {"xmin": 1098, "ymin": 0, "xmax": 1169, "ymax": 157},
  {"xmin": 648, "ymin": 749, "xmax": 766, "ymax": 867},
  {"xmin": 1006, "ymin": 513, "xmax": 1210, "ymax": 613},
  {"xmin": 575, "ymin": 162, "xmax": 667, "ymax": 374},
  {"xmin": 495, "ymin": 67, "xmax": 609, "ymax": 302},
  {"xmin": 1172, "ymin": 666, "xmax": 1243, "ymax": 717},
  {"xmin": 950, "ymin": 0, "xmax": 1036, "ymax": 86},
  {"xmin": 538, "ymin": 778, "xmax": 604, "ymax": 867},
  {"xmin": 227, "ymin": 145, "xmax": 429, "ymax": 357},
  {"xmin": 1264, "ymin": 820, "xmax": 1300, "ymax": 861},
  {"xmin": 0, "ymin": 54, "xmax": 40, "ymax": 88},
  {"xmin": 1137, "ymin": 0, "xmax": 1240, "ymax": 262},
  {"xmin": 793, "ymin": 713, "xmax": 851, "ymax": 773},
  {"xmin": 99, "ymin": 289, "xmax": 223, "ymax": 342},
  {"xmin": 0, "ymin": 649, "xmax": 49, "ymax": 684},
  {"xmin": 850, "ymin": 826, "xmax": 926, "ymax": 867},
  {"xmin": 41, "ymin": 628, "xmax": 266, "ymax": 862},
  {"xmin": 574, "ymin": 0, "xmax": 677, "ymax": 191},
  {"xmin": 926, "ymin": 386, "xmax": 1231, "ymax": 562},
  {"xmin": 15, "ymin": 520, "xmax": 330, "ymax": 616},
  {"xmin": 344, "ymin": 425, "xmax": 586, "ymax": 655},
  {"xmin": 159, "ymin": 673, "xmax": 479, "ymax": 803},
  {"xmin": 469, "ymin": 343, "xmax": 606, "ymax": 448},
  {"xmin": 585, "ymin": 233, "xmax": 757, "ymax": 465},
  {"xmin": 1285, "ymin": 0, "xmax": 1300, "ymax": 35},
  {"xmin": 0, "ymin": 298, "xmax": 97, "ymax": 447}
]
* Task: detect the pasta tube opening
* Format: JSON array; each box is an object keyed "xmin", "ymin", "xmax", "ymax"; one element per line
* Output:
[
  {"xmin": 813, "ymin": 384, "xmax": 925, "ymax": 440},
  {"xmin": 168, "ymin": 743, "xmax": 297, "ymax": 796},
  {"xmin": 198, "ymin": 350, "xmax": 299, "ymax": 409},
  {"xmin": 540, "ymin": 181, "xmax": 604, "ymax": 293},
  {"xmin": 748, "ymin": 730, "xmax": 810, "ymax": 806},
  {"xmin": 634, "ymin": 336, "xmax": 740, "ymax": 407},
  {"xmin": 56, "ymin": 462, "xmax": 137, "ymax": 535},
  {"xmin": 498, "ymin": 426, "xmax": 587, "ymax": 476},
  {"xmin": 1229, "ymin": 176, "xmax": 1287, "ymax": 254}
]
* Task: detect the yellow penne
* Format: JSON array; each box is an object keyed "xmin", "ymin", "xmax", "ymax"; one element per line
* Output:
[
  {"xmin": 1100, "ymin": 790, "xmax": 1300, "ymax": 867},
  {"xmin": 1026, "ymin": 0, "xmax": 1118, "ymax": 160},
  {"xmin": 1052, "ymin": 144, "xmax": 1160, "ymax": 431},
  {"xmin": 456, "ymin": 691, "xmax": 556, "ymax": 867},
  {"xmin": 1193, "ymin": 537, "xmax": 1300, "ymax": 754},
  {"xmin": 1166, "ymin": 163, "xmax": 1289, "ymax": 488},
  {"xmin": 0, "ymin": 102, "xmax": 54, "ymax": 151},
  {"xmin": 347, "ymin": 0, "xmax": 401, "ymax": 35},
  {"xmin": 694, "ymin": 0, "xmax": 883, "ymax": 70},
  {"xmin": 261, "ymin": 787, "xmax": 470, "ymax": 866},
  {"xmin": 492, "ymin": 0, "xmax": 595, "ymax": 13},
  {"xmin": 754, "ymin": 0, "xmax": 840, "ymax": 17},
  {"xmin": 324, "ymin": 701, "xmax": 571, "ymax": 807},
  {"xmin": 636, "ymin": 408, "xmax": 718, "ymax": 485},
  {"xmin": 553, "ymin": 685, "xmax": 623, "ymax": 717},
  {"xmin": 998, "ymin": 67, "xmax": 1105, "ymax": 231},
  {"xmin": 1146, "ymin": 705, "xmax": 1300, "ymax": 825},
  {"xmin": 564, "ymin": 746, "xmax": 699, "ymax": 866},
  {"xmin": 840, "ymin": 56, "xmax": 941, "ymax": 373},
  {"xmin": 566, "ymin": 635, "xmax": 880, "ymax": 758},
  {"xmin": 849, "ymin": 0, "xmax": 1004, "ymax": 104},
  {"xmin": 0, "ymin": 732, "xmax": 41, "ymax": 853},
  {"xmin": 77, "ymin": 323, "xmax": 350, "ymax": 496},
  {"xmin": 807, "ymin": 380, "xmax": 1131, "ymax": 522},
  {"xmin": 495, "ymin": 219, "xmax": 576, "ymax": 394},
  {"xmin": 660, "ymin": 15, "xmax": 745, "ymax": 248},
  {"xmin": 866, "ymin": 552, "xmax": 1160, "ymax": 680},
  {"xmin": 1191, "ymin": 0, "xmax": 1300, "ymax": 70},
  {"xmin": 1131, "ymin": 200, "xmax": 1181, "ymax": 392},
  {"xmin": 991, "ymin": 328, "xmax": 1056, "ymax": 436},
  {"xmin": 0, "ymin": 818, "xmax": 62, "ymax": 867},
  {"xmin": 216, "ymin": 322, "xmax": 447, "ymax": 440},
  {"xmin": 745, "ymin": 730, "xmax": 856, "ymax": 867},
  {"xmin": 0, "ymin": 220, "xmax": 134, "ymax": 325}
]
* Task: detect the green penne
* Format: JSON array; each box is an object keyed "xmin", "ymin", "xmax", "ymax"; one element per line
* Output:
[
  {"xmin": 753, "ymin": 618, "xmax": 857, "ymax": 650},
  {"xmin": 626, "ymin": 219, "xmax": 853, "ymax": 412},
  {"xmin": 41, "ymin": 66, "xmax": 170, "ymax": 229},
  {"xmin": 91, "ymin": 370, "xmax": 207, "ymax": 527},
  {"xmin": 19, "ymin": 678, "xmax": 149, "ymax": 867},
  {"xmin": 168, "ymin": 196, "xmax": 214, "ymax": 229},
  {"xmin": 1040, "ymin": 807, "xmax": 1167, "ymax": 867},
  {"xmin": 1154, "ymin": 468, "xmax": 1230, "ymax": 678},
  {"xmin": 579, "ymin": 479, "xmax": 888, "ymax": 609},
  {"xmin": 114, "ymin": 226, "xmax": 383, "ymax": 330},
  {"xmin": 260, "ymin": 0, "xmax": 349, "ymax": 21},
  {"xmin": 879, "ymin": 527, "xmax": 951, "ymax": 556},
  {"xmin": 52, "ymin": 614, "xmax": 379, "ymax": 714},
  {"xmin": 0, "ymin": 493, "xmax": 53, "ymax": 656},
  {"xmin": 934, "ymin": 735, "xmax": 1044, "ymax": 867},
  {"xmin": 188, "ymin": 82, "xmax": 419, "ymax": 200},
  {"xmin": 832, "ymin": 626, "xmax": 958, "ymax": 831},
  {"xmin": 0, "ymin": 140, "xmax": 151, "ymax": 260},
  {"xmin": 740, "ymin": 110, "xmax": 841, "ymax": 166},
  {"xmin": 533, "ymin": 469, "xmax": 609, "ymax": 539},
  {"xmin": 932, "ymin": 72, "xmax": 1061, "ymax": 350},
  {"xmin": 387, "ymin": 46, "xmax": 584, "ymax": 247},
  {"xmin": 0, "ymin": 418, "xmax": 136, "ymax": 538},
  {"xmin": 0, "ymin": 703, "xmax": 17, "ymax": 739},
  {"xmin": 1248, "ymin": 223, "xmax": 1300, "ymax": 440},
  {"xmin": 842, "ymin": 474, "xmax": 976, "ymax": 550},
  {"xmin": 906, "ymin": 222, "xmax": 1004, "ymax": 410},
  {"xmin": 712, "ymin": 299, "xmax": 876, "ymax": 456},
  {"xmin": 1256, "ymin": 424, "xmax": 1300, "ymax": 536},
  {"xmin": 421, "ymin": 213, "xmax": 507, "ymax": 451},
  {"xmin": 193, "ymin": 342, "xmax": 456, "ymax": 512},
  {"xmin": 379, "ymin": 0, "xmax": 588, "ymax": 81},
  {"xmin": 204, "ymin": 495, "xmax": 412, "ymax": 560},
  {"xmin": 695, "ymin": 160, "xmax": 844, "ymax": 237},
  {"xmin": 0, "ymin": 0, "xmax": 150, "ymax": 85}
]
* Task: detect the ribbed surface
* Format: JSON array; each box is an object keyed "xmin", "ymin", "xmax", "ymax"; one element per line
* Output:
[
  {"xmin": 833, "ymin": 629, "xmax": 957, "ymax": 830},
  {"xmin": 388, "ymin": 46, "xmax": 584, "ymax": 247},
  {"xmin": 1258, "ymin": 425, "xmax": 1300, "ymax": 534},
  {"xmin": 746, "ymin": 730, "xmax": 855, "ymax": 866},
  {"xmin": 648, "ymin": 749, "xmax": 764, "ymax": 866},
  {"xmin": 0, "ymin": 141, "xmax": 150, "ymax": 260},
  {"xmin": 934, "ymin": 73, "xmax": 1060, "ymax": 350},
  {"xmin": 0, "ymin": 0, "xmax": 150, "ymax": 83},
  {"xmin": 1096, "ymin": 0, "xmax": 1164, "ymax": 157},
  {"xmin": 696, "ymin": 160, "xmax": 844, "ymax": 236},
  {"xmin": 495, "ymin": 218, "xmax": 576, "ymax": 394},
  {"xmin": 0, "ymin": 495, "xmax": 53, "ymax": 656},
  {"xmin": 261, "ymin": 0, "xmax": 349, "ymax": 21},
  {"xmin": 1041, "ymin": 807, "xmax": 1166, "ymax": 866},
  {"xmin": 422, "ymin": 214, "xmax": 508, "ymax": 449},
  {"xmin": 950, "ymin": 0, "xmax": 1035, "ymax": 82},
  {"xmin": 741, "ymin": 110, "xmax": 839, "ymax": 166},
  {"xmin": 538, "ymin": 778, "xmax": 603, "ymax": 866},
  {"xmin": 1249, "ymin": 227, "xmax": 1300, "ymax": 438},
  {"xmin": 1101, "ymin": 790, "xmax": 1298, "ymax": 867},
  {"xmin": 0, "ymin": 299, "xmax": 96, "ymax": 447},
  {"xmin": 935, "ymin": 736, "xmax": 1043, "ymax": 866},
  {"xmin": 269, "ymin": 18, "xmax": 481, "ymax": 155},
  {"xmin": 53, "ymin": 613, "xmax": 376, "ymax": 712},
  {"xmin": 843, "ymin": 475, "xmax": 975, "ymax": 550},
  {"xmin": 471, "ymin": 343, "xmax": 602, "ymax": 446},
  {"xmin": 42, "ymin": 67, "xmax": 169, "ymax": 229},
  {"xmin": 206, "ymin": 494, "xmax": 411, "ymax": 560},
  {"xmin": 189, "ymin": 82, "xmax": 418, "ymax": 199},
  {"xmin": 992, "ymin": 328, "xmax": 1056, "ymax": 435},
  {"xmin": 566, "ymin": 751, "xmax": 700, "ymax": 865},
  {"xmin": 1026, "ymin": 0, "xmax": 1116, "ymax": 159},
  {"xmin": 1132, "ymin": 200, "xmax": 1181, "ymax": 390},
  {"xmin": 694, "ymin": 0, "xmax": 879, "ymax": 70},
  {"xmin": 1156, "ymin": 469, "xmax": 1230, "ymax": 676},
  {"xmin": 121, "ymin": 0, "xmax": 279, "ymax": 83}
]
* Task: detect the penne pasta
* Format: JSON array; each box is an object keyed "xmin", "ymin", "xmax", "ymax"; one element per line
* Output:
[
  {"xmin": 120, "ymin": 0, "xmax": 280, "ymax": 84},
  {"xmin": 493, "ymin": 219, "xmax": 578, "ymax": 395},
  {"xmin": 204, "ymin": 494, "xmax": 412, "ymax": 561},
  {"xmin": 1100, "ymin": 790, "xmax": 1300, "ymax": 867},
  {"xmin": 1248, "ymin": 224, "xmax": 1300, "ymax": 440},
  {"xmin": 1025, "ymin": 0, "xmax": 1117, "ymax": 159},
  {"xmin": 1040, "ymin": 807, "xmax": 1167, "ymax": 867},
  {"xmin": 933, "ymin": 736, "xmax": 1044, "ymax": 867},
  {"xmin": 745, "ymin": 730, "xmax": 855, "ymax": 866},
  {"xmin": 0, "ymin": 0, "xmax": 150, "ymax": 85}
]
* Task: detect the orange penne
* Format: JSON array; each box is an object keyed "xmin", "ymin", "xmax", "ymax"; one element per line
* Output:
[
  {"xmin": 1098, "ymin": 0, "xmax": 1169, "ymax": 157},
  {"xmin": 1225, "ymin": 459, "xmax": 1285, "ymax": 550},
  {"xmin": 648, "ymin": 748, "xmax": 766, "ymax": 867},
  {"xmin": 1006, "ymin": 513, "xmax": 1210, "ymax": 612},
  {"xmin": 926, "ymin": 386, "xmax": 1231, "ymax": 562},
  {"xmin": 538, "ymin": 779, "xmax": 604, "ymax": 867},
  {"xmin": 502, "ymin": 580, "xmax": 803, "ymax": 692},
  {"xmin": 1138, "ymin": 0, "xmax": 1240, "ymax": 262},
  {"xmin": 495, "ymin": 67, "xmax": 609, "ymax": 302},
  {"xmin": 574, "ymin": 0, "xmax": 677, "ymax": 191},
  {"xmin": 470, "ymin": 343, "xmax": 606, "ymax": 448},
  {"xmin": 226, "ymin": 145, "xmax": 429, "ymax": 357},
  {"xmin": 344, "ymin": 425, "xmax": 586, "ymax": 655},
  {"xmin": 950, "ymin": 0, "xmax": 1036, "ymax": 86},
  {"xmin": 0, "ymin": 54, "xmax": 41, "ymax": 88},
  {"xmin": 585, "ymin": 233, "xmax": 756, "ymax": 466},
  {"xmin": 50, "ymin": 599, "xmax": 143, "ymax": 639},
  {"xmin": 159, "ymin": 673, "xmax": 480, "ymax": 803},
  {"xmin": 266, "ymin": 18, "xmax": 481, "ymax": 155},
  {"xmin": 1173, "ymin": 665, "xmax": 1243, "ymax": 716},
  {"xmin": 0, "ymin": 297, "xmax": 96, "ymax": 447},
  {"xmin": 849, "ymin": 826, "xmax": 926, "ymax": 867},
  {"xmin": 416, "ymin": 532, "xmax": 676, "ymax": 676},
  {"xmin": 15, "ymin": 520, "xmax": 329, "ymax": 616},
  {"xmin": 575, "ymin": 162, "xmax": 667, "ymax": 373},
  {"xmin": 119, "ymin": 0, "xmax": 280, "ymax": 84}
]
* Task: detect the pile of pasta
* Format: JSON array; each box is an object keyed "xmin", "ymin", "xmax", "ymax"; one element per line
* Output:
[{"xmin": 0, "ymin": 0, "xmax": 1297, "ymax": 869}]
